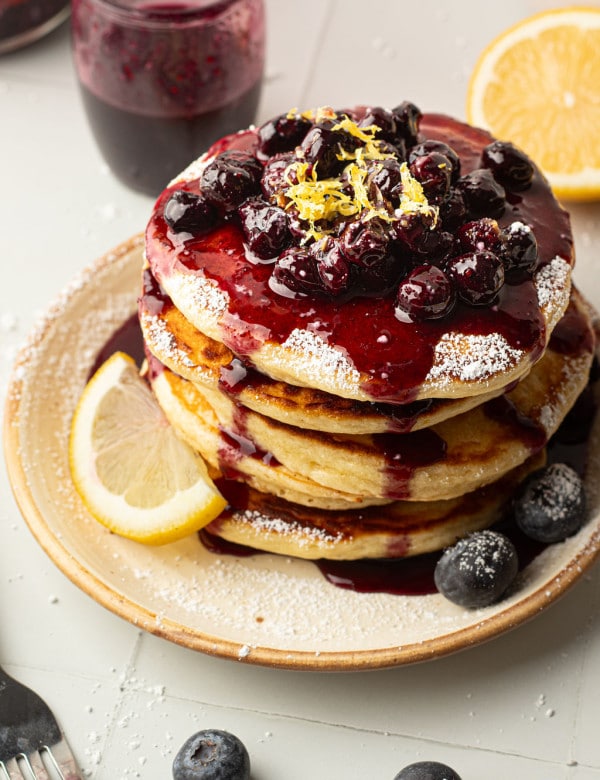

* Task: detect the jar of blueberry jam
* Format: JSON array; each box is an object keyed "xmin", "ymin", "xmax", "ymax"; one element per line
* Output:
[
  {"xmin": 71, "ymin": 0, "xmax": 265, "ymax": 196},
  {"xmin": 0, "ymin": 0, "xmax": 70, "ymax": 54}
]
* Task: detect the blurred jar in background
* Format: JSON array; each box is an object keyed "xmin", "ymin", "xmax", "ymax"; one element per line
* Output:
[
  {"xmin": 0, "ymin": 0, "xmax": 70, "ymax": 54},
  {"xmin": 71, "ymin": 0, "xmax": 265, "ymax": 196}
]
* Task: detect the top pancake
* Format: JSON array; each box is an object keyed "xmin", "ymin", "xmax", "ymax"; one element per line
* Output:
[{"xmin": 144, "ymin": 111, "xmax": 574, "ymax": 404}]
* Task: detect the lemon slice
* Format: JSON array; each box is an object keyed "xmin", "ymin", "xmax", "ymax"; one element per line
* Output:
[
  {"xmin": 69, "ymin": 351, "xmax": 226, "ymax": 544},
  {"xmin": 467, "ymin": 7, "xmax": 600, "ymax": 201}
]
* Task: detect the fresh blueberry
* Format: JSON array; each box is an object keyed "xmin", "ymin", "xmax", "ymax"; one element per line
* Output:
[
  {"xmin": 514, "ymin": 463, "xmax": 587, "ymax": 543},
  {"xmin": 434, "ymin": 529, "xmax": 519, "ymax": 608},
  {"xmin": 164, "ymin": 190, "xmax": 218, "ymax": 234},
  {"xmin": 172, "ymin": 729, "xmax": 250, "ymax": 780},
  {"xmin": 393, "ymin": 760, "xmax": 462, "ymax": 780}
]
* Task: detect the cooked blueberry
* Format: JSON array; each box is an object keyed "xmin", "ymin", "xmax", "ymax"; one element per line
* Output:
[
  {"xmin": 409, "ymin": 152, "xmax": 453, "ymax": 202},
  {"xmin": 311, "ymin": 238, "xmax": 352, "ymax": 295},
  {"xmin": 340, "ymin": 216, "xmax": 390, "ymax": 266},
  {"xmin": 414, "ymin": 229, "xmax": 455, "ymax": 263},
  {"xmin": 390, "ymin": 210, "xmax": 437, "ymax": 253},
  {"xmin": 172, "ymin": 729, "xmax": 250, "ymax": 780},
  {"xmin": 456, "ymin": 168, "xmax": 506, "ymax": 218},
  {"xmin": 395, "ymin": 265, "xmax": 456, "ymax": 323},
  {"xmin": 299, "ymin": 123, "xmax": 358, "ymax": 178},
  {"xmin": 514, "ymin": 463, "xmax": 586, "ymax": 543},
  {"xmin": 409, "ymin": 140, "xmax": 461, "ymax": 181},
  {"xmin": 270, "ymin": 246, "xmax": 324, "ymax": 297},
  {"xmin": 201, "ymin": 151, "xmax": 262, "ymax": 211},
  {"xmin": 260, "ymin": 152, "xmax": 296, "ymax": 202},
  {"xmin": 438, "ymin": 188, "xmax": 467, "ymax": 230},
  {"xmin": 394, "ymin": 761, "xmax": 463, "ymax": 780},
  {"xmin": 257, "ymin": 112, "xmax": 312, "ymax": 157},
  {"xmin": 368, "ymin": 157, "xmax": 404, "ymax": 204},
  {"xmin": 391, "ymin": 101, "xmax": 422, "ymax": 146},
  {"xmin": 434, "ymin": 530, "xmax": 518, "ymax": 608},
  {"xmin": 164, "ymin": 190, "xmax": 218, "ymax": 234},
  {"xmin": 446, "ymin": 251, "xmax": 504, "ymax": 306},
  {"xmin": 238, "ymin": 197, "xmax": 291, "ymax": 259},
  {"xmin": 358, "ymin": 105, "xmax": 398, "ymax": 142},
  {"xmin": 457, "ymin": 218, "xmax": 502, "ymax": 254},
  {"xmin": 500, "ymin": 221, "xmax": 539, "ymax": 273},
  {"xmin": 482, "ymin": 140, "xmax": 535, "ymax": 190},
  {"xmin": 356, "ymin": 253, "xmax": 405, "ymax": 296}
]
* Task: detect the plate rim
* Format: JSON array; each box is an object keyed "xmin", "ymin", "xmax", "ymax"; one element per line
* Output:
[{"xmin": 4, "ymin": 234, "xmax": 600, "ymax": 671}]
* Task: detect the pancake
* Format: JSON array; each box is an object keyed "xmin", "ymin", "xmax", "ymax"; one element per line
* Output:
[
  {"xmin": 204, "ymin": 453, "xmax": 546, "ymax": 560},
  {"xmin": 139, "ymin": 266, "xmax": 507, "ymax": 435},
  {"xmin": 148, "ymin": 290, "xmax": 594, "ymax": 507},
  {"xmin": 144, "ymin": 112, "xmax": 574, "ymax": 405}
]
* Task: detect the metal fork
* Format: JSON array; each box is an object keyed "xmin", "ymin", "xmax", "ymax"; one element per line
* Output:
[{"xmin": 0, "ymin": 664, "xmax": 82, "ymax": 779}]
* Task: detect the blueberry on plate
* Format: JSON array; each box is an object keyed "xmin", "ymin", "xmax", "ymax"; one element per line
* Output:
[
  {"xmin": 172, "ymin": 729, "xmax": 250, "ymax": 780},
  {"xmin": 514, "ymin": 462, "xmax": 586, "ymax": 543},
  {"xmin": 434, "ymin": 529, "xmax": 519, "ymax": 608},
  {"xmin": 394, "ymin": 760, "xmax": 462, "ymax": 780}
]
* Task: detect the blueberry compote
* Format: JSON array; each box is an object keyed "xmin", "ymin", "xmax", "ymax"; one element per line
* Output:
[
  {"xmin": 147, "ymin": 106, "xmax": 573, "ymax": 403},
  {"xmin": 71, "ymin": 0, "xmax": 265, "ymax": 196}
]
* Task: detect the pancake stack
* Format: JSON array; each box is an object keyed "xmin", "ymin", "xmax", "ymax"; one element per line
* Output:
[{"xmin": 141, "ymin": 104, "xmax": 594, "ymax": 561}]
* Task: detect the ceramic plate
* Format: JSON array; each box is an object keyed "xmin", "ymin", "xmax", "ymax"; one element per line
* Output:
[{"xmin": 4, "ymin": 235, "xmax": 600, "ymax": 671}]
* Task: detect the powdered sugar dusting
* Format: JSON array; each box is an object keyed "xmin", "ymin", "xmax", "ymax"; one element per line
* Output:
[
  {"xmin": 279, "ymin": 328, "xmax": 361, "ymax": 394},
  {"xmin": 426, "ymin": 331, "xmax": 523, "ymax": 385},
  {"xmin": 227, "ymin": 510, "xmax": 346, "ymax": 550},
  {"xmin": 535, "ymin": 256, "xmax": 571, "ymax": 311},
  {"xmin": 140, "ymin": 311, "xmax": 195, "ymax": 370},
  {"xmin": 167, "ymin": 272, "xmax": 229, "ymax": 320}
]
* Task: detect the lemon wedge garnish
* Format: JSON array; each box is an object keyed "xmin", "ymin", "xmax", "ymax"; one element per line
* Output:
[
  {"xmin": 467, "ymin": 7, "xmax": 600, "ymax": 201},
  {"xmin": 69, "ymin": 351, "xmax": 226, "ymax": 544}
]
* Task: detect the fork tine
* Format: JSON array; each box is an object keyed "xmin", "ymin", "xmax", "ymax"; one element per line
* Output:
[
  {"xmin": 22, "ymin": 752, "xmax": 49, "ymax": 780},
  {"xmin": 43, "ymin": 741, "xmax": 81, "ymax": 780},
  {"xmin": 0, "ymin": 760, "xmax": 12, "ymax": 780},
  {"xmin": 2, "ymin": 757, "xmax": 28, "ymax": 780}
]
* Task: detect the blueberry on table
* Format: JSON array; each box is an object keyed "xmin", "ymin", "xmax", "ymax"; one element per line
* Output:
[
  {"xmin": 394, "ymin": 760, "xmax": 462, "ymax": 780},
  {"xmin": 434, "ymin": 529, "xmax": 519, "ymax": 608},
  {"xmin": 514, "ymin": 462, "xmax": 587, "ymax": 543},
  {"xmin": 172, "ymin": 729, "xmax": 250, "ymax": 780}
]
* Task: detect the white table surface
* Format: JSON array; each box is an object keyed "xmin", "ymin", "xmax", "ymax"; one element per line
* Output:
[{"xmin": 2, "ymin": 1, "xmax": 600, "ymax": 778}]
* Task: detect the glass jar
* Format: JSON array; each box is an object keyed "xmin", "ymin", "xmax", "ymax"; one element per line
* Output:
[
  {"xmin": 0, "ymin": 0, "xmax": 70, "ymax": 54},
  {"xmin": 71, "ymin": 0, "xmax": 265, "ymax": 196}
]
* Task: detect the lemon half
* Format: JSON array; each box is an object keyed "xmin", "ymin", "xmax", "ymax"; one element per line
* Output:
[
  {"xmin": 69, "ymin": 351, "xmax": 226, "ymax": 544},
  {"xmin": 467, "ymin": 7, "xmax": 600, "ymax": 201}
]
